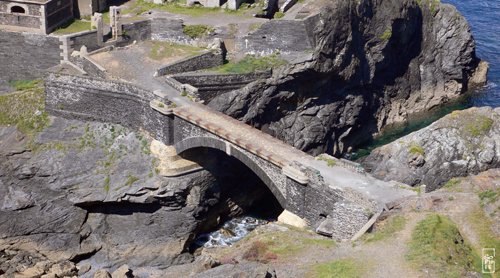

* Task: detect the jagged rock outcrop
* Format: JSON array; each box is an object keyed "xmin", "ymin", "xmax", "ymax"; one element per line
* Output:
[
  {"xmin": 0, "ymin": 117, "xmax": 280, "ymax": 276},
  {"xmin": 209, "ymin": 0, "xmax": 487, "ymax": 156},
  {"xmin": 360, "ymin": 107, "xmax": 500, "ymax": 191}
]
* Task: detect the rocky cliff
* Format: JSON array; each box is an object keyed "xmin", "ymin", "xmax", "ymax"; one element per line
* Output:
[
  {"xmin": 209, "ymin": 0, "xmax": 487, "ymax": 156},
  {"xmin": 0, "ymin": 115, "xmax": 281, "ymax": 277},
  {"xmin": 360, "ymin": 107, "xmax": 499, "ymax": 191}
]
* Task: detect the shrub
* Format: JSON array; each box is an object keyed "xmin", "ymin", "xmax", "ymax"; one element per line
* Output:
[{"xmin": 408, "ymin": 142, "xmax": 425, "ymax": 156}]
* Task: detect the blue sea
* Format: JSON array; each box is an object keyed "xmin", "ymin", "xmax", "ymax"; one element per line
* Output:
[
  {"xmin": 444, "ymin": 0, "xmax": 500, "ymax": 107},
  {"xmin": 348, "ymin": 0, "xmax": 499, "ymax": 158}
]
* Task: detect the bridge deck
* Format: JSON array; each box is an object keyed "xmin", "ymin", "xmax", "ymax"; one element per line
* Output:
[
  {"xmin": 173, "ymin": 103, "xmax": 415, "ymax": 205},
  {"xmin": 174, "ymin": 103, "xmax": 310, "ymax": 169}
]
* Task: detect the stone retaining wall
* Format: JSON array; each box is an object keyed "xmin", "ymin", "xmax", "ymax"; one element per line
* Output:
[
  {"xmin": 69, "ymin": 56, "xmax": 107, "ymax": 79},
  {"xmin": 69, "ymin": 30, "xmax": 100, "ymax": 52},
  {"xmin": 121, "ymin": 20, "xmax": 152, "ymax": 43},
  {"xmin": 171, "ymin": 70, "xmax": 272, "ymax": 102},
  {"xmin": 237, "ymin": 16, "xmax": 318, "ymax": 55},
  {"xmin": 151, "ymin": 18, "xmax": 192, "ymax": 44},
  {"xmin": 155, "ymin": 51, "xmax": 224, "ymax": 76},
  {"xmin": 0, "ymin": 30, "xmax": 61, "ymax": 85},
  {"xmin": 45, "ymin": 69, "xmax": 174, "ymax": 145}
]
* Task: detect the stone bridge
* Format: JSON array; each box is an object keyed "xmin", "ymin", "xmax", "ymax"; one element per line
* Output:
[{"xmin": 44, "ymin": 66, "xmax": 414, "ymax": 239}]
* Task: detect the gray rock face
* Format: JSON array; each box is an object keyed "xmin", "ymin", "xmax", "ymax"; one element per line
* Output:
[
  {"xmin": 208, "ymin": 0, "xmax": 485, "ymax": 156},
  {"xmin": 0, "ymin": 117, "xmax": 280, "ymax": 276},
  {"xmin": 361, "ymin": 107, "xmax": 500, "ymax": 191}
]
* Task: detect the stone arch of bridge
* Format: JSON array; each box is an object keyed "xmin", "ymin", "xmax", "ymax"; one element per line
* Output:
[{"xmin": 174, "ymin": 136, "xmax": 288, "ymax": 209}]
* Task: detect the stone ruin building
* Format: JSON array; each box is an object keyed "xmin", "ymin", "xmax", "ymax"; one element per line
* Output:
[
  {"xmin": 0, "ymin": 0, "xmax": 106, "ymax": 34},
  {"xmin": 0, "ymin": 0, "xmax": 73, "ymax": 33}
]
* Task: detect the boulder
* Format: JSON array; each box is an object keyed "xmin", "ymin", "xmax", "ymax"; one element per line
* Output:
[{"xmin": 361, "ymin": 107, "xmax": 500, "ymax": 191}]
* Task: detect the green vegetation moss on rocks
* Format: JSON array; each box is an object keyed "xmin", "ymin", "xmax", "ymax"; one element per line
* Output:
[
  {"xmin": 149, "ymin": 41, "xmax": 205, "ymax": 60},
  {"xmin": 406, "ymin": 214, "xmax": 476, "ymax": 277},
  {"xmin": 363, "ymin": 215, "xmax": 406, "ymax": 242},
  {"xmin": 0, "ymin": 81, "xmax": 49, "ymax": 135},
  {"xmin": 408, "ymin": 142, "xmax": 425, "ymax": 156},
  {"xmin": 183, "ymin": 24, "xmax": 215, "ymax": 39},
  {"xmin": 213, "ymin": 54, "xmax": 287, "ymax": 74},
  {"xmin": 464, "ymin": 115, "xmax": 493, "ymax": 136},
  {"xmin": 380, "ymin": 28, "xmax": 392, "ymax": 41}
]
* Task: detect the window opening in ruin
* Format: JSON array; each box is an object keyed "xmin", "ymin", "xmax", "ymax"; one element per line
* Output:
[{"xmin": 10, "ymin": 6, "xmax": 26, "ymax": 13}]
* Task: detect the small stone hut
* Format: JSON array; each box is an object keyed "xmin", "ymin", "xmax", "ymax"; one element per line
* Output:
[{"xmin": 0, "ymin": 0, "xmax": 73, "ymax": 33}]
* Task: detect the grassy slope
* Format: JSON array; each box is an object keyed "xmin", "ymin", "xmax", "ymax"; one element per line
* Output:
[
  {"xmin": 406, "ymin": 214, "xmax": 476, "ymax": 278},
  {"xmin": 0, "ymin": 80, "xmax": 49, "ymax": 135}
]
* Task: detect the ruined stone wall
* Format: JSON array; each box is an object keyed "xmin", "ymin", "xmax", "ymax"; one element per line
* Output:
[
  {"xmin": 121, "ymin": 20, "xmax": 151, "ymax": 43},
  {"xmin": 0, "ymin": 1, "xmax": 42, "ymax": 31},
  {"xmin": 0, "ymin": 31, "xmax": 61, "ymax": 84},
  {"xmin": 69, "ymin": 56, "xmax": 107, "ymax": 79},
  {"xmin": 237, "ymin": 17, "xmax": 317, "ymax": 55},
  {"xmin": 151, "ymin": 18, "xmax": 191, "ymax": 44},
  {"xmin": 69, "ymin": 30, "xmax": 100, "ymax": 52},
  {"xmin": 171, "ymin": 71, "xmax": 272, "ymax": 102},
  {"xmin": 155, "ymin": 50, "xmax": 224, "ymax": 76}
]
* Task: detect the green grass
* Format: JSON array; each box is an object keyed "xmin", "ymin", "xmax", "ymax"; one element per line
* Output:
[
  {"xmin": 467, "ymin": 208, "xmax": 500, "ymax": 277},
  {"xmin": 211, "ymin": 54, "xmax": 287, "ymax": 74},
  {"xmin": 363, "ymin": 215, "xmax": 406, "ymax": 243},
  {"xmin": 8, "ymin": 79, "xmax": 43, "ymax": 91},
  {"xmin": 478, "ymin": 189, "xmax": 499, "ymax": 207},
  {"xmin": 121, "ymin": 0, "xmax": 255, "ymax": 18},
  {"xmin": 408, "ymin": 142, "xmax": 425, "ymax": 156},
  {"xmin": 53, "ymin": 19, "xmax": 91, "ymax": 34},
  {"xmin": 274, "ymin": 11, "xmax": 285, "ymax": 19},
  {"xmin": 406, "ymin": 214, "xmax": 476, "ymax": 278},
  {"xmin": 380, "ymin": 28, "xmax": 392, "ymax": 41},
  {"xmin": 464, "ymin": 115, "xmax": 494, "ymax": 137},
  {"xmin": 261, "ymin": 231, "xmax": 335, "ymax": 257},
  {"xmin": 0, "ymin": 82, "xmax": 49, "ymax": 135},
  {"xmin": 183, "ymin": 24, "xmax": 214, "ymax": 39},
  {"xmin": 148, "ymin": 41, "xmax": 205, "ymax": 60},
  {"xmin": 309, "ymin": 259, "xmax": 365, "ymax": 278}
]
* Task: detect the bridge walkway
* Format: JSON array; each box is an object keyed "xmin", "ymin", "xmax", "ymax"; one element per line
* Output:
[{"xmin": 173, "ymin": 103, "xmax": 415, "ymax": 206}]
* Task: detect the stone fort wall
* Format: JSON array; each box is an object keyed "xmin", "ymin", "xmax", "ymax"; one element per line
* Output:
[
  {"xmin": 0, "ymin": 30, "xmax": 61, "ymax": 85},
  {"xmin": 170, "ymin": 70, "xmax": 272, "ymax": 102}
]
